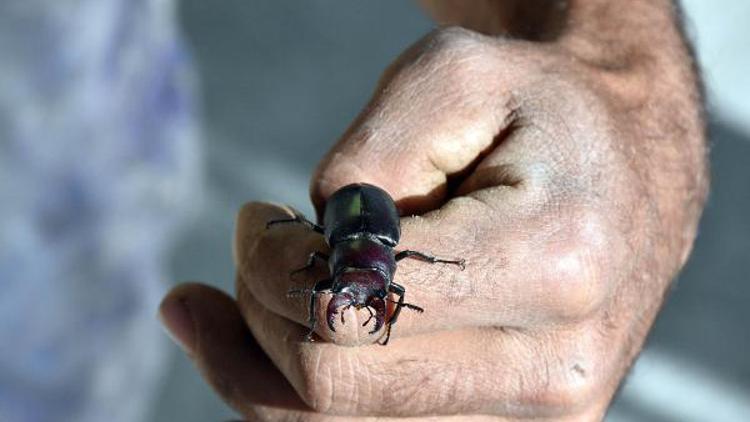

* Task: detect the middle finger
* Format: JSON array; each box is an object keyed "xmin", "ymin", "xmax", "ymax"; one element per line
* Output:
[{"xmin": 236, "ymin": 278, "xmax": 591, "ymax": 419}]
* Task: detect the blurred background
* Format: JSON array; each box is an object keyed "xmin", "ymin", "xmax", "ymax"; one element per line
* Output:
[{"xmin": 0, "ymin": 1, "xmax": 748, "ymax": 421}]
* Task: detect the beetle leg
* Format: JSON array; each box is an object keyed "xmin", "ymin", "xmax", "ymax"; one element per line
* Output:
[
  {"xmin": 381, "ymin": 283, "xmax": 403, "ymax": 345},
  {"xmin": 290, "ymin": 251, "xmax": 329, "ymax": 277},
  {"xmin": 394, "ymin": 250, "xmax": 465, "ymax": 270},
  {"xmin": 386, "ymin": 282, "xmax": 407, "ymax": 327},
  {"xmin": 304, "ymin": 278, "xmax": 332, "ymax": 341},
  {"xmin": 266, "ymin": 213, "xmax": 324, "ymax": 234},
  {"xmin": 380, "ymin": 282, "xmax": 423, "ymax": 345},
  {"xmin": 387, "ymin": 298, "xmax": 424, "ymax": 313},
  {"xmin": 381, "ymin": 293, "xmax": 399, "ymax": 345}
]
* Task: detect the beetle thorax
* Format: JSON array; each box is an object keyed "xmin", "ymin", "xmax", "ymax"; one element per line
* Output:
[{"xmin": 329, "ymin": 238, "xmax": 397, "ymax": 282}]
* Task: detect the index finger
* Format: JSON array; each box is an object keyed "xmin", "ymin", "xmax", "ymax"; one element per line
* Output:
[{"xmin": 235, "ymin": 183, "xmax": 614, "ymax": 344}]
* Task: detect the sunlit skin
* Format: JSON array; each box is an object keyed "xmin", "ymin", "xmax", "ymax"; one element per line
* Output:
[{"xmin": 159, "ymin": 1, "xmax": 707, "ymax": 420}]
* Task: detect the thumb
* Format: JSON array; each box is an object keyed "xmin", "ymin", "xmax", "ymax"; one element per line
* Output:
[
  {"xmin": 310, "ymin": 27, "xmax": 518, "ymax": 215},
  {"xmin": 158, "ymin": 282, "xmax": 308, "ymax": 414}
]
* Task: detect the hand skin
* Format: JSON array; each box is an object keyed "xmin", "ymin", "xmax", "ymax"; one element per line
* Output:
[{"xmin": 159, "ymin": 1, "xmax": 708, "ymax": 420}]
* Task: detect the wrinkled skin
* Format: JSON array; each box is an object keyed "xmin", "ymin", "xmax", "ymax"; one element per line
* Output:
[{"xmin": 159, "ymin": 1, "xmax": 707, "ymax": 420}]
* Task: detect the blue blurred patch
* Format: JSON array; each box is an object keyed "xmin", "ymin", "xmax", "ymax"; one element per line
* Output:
[{"xmin": 0, "ymin": 1, "xmax": 200, "ymax": 421}]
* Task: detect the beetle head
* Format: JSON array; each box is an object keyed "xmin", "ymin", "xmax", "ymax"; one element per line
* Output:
[{"xmin": 327, "ymin": 270, "xmax": 387, "ymax": 334}]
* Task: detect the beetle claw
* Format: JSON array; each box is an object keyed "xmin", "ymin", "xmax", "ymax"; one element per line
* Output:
[
  {"xmin": 327, "ymin": 293, "xmax": 354, "ymax": 333},
  {"xmin": 362, "ymin": 306, "xmax": 375, "ymax": 327},
  {"xmin": 326, "ymin": 312, "xmax": 338, "ymax": 333},
  {"xmin": 368, "ymin": 298, "xmax": 386, "ymax": 335},
  {"xmin": 368, "ymin": 319, "xmax": 383, "ymax": 335},
  {"xmin": 341, "ymin": 304, "xmax": 357, "ymax": 325},
  {"xmin": 458, "ymin": 259, "xmax": 466, "ymax": 271},
  {"xmin": 369, "ymin": 317, "xmax": 384, "ymax": 335}
]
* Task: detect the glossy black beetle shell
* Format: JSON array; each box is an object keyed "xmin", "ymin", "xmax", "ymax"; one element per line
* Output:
[
  {"xmin": 323, "ymin": 183, "xmax": 401, "ymax": 247},
  {"xmin": 266, "ymin": 182, "xmax": 464, "ymax": 345}
]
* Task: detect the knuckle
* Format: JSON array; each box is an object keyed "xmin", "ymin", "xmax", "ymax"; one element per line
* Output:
[
  {"xmin": 524, "ymin": 340, "xmax": 604, "ymax": 413},
  {"xmin": 428, "ymin": 26, "xmax": 486, "ymax": 51},
  {"xmin": 543, "ymin": 211, "xmax": 612, "ymax": 320},
  {"xmin": 535, "ymin": 368, "xmax": 599, "ymax": 412},
  {"xmin": 417, "ymin": 27, "xmax": 495, "ymax": 82}
]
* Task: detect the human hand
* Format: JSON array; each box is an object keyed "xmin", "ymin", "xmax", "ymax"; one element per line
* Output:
[{"xmin": 159, "ymin": 3, "xmax": 707, "ymax": 420}]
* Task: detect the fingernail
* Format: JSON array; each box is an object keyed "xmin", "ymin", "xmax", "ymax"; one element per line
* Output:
[{"xmin": 159, "ymin": 296, "xmax": 196, "ymax": 356}]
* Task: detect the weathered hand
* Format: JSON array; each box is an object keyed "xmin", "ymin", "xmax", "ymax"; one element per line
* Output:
[{"xmin": 160, "ymin": 4, "xmax": 707, "ymax": 420}]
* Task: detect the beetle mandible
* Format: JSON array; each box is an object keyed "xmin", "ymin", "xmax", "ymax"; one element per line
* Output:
[{"xmin": 266, "ymin": 183, "xmax": 465, "ymax": 345}]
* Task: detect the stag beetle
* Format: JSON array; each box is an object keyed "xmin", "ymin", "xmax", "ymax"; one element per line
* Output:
[{"xmin": 266, "ymin": 183, "xmax": 464, "ymax": 345}]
